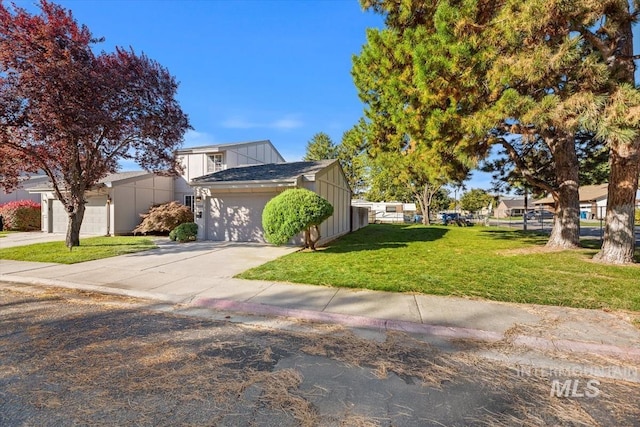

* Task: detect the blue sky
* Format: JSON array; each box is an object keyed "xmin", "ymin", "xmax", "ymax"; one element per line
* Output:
[
  {"xmin": 17, "ymin": 1, "xmax": 395, "ymax": 174},
  {"xmin": 14, "ymin": 1, "xmax": 640, "ymax": 192}
]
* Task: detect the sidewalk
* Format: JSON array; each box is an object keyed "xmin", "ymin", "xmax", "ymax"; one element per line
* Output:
[{"xmin": 1, "ymin": 236, "xmax": 639, "ymax": 371}]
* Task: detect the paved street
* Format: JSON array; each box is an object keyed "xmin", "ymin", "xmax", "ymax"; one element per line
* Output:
[{"xmin": 1, "ymin": 284, "xmax": 639, "ymax": 426}]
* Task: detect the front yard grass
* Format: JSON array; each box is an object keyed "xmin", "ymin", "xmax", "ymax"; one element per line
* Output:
[
  {"xmin": 238, "ymin": 224, "xmax": 640, "ymax": 312},
  {"xmin": 0, "ymin": 236, "xmax": 157, "ymax": 264}
]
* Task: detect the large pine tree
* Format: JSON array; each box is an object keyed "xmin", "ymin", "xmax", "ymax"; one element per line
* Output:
[{"xmin": 354, "ymin": 0, "xmax": 639, "ymax": 262}]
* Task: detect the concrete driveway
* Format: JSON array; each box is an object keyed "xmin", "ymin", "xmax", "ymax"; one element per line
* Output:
[{"xmin": 0, "ymin": 234, "xmax": 299, "ymax": 301}]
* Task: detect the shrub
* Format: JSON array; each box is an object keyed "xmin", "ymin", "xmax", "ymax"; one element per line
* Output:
[
  {"xmin": 169, "ymin": 222, "xmax": 198, "ymax": 242},
  {"xmin": 262, "ymin": 188, "xmax": 333, "ymax": 250},
  {"xmin": 635, "ymin": 207, "xmax": 640, "ymax": 225},
  {"xmin": 0, "ymin": 200, "xmax": 41, "ymax": 231},
  {"xmin": 133, "ymin": 201, "xmax": 193, "ymax": 235}
]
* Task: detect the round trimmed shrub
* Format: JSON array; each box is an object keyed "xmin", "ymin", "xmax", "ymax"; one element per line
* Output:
[
  {"xmin": 0, "ymin": 200, "xmax": 41, "ymax": 231},
  {"xmin": 262, "ymin": 188, "xmax": 333, "ymax": 249},
  {"xmin": 169, "ymin": 222, "xmax": 198, "ymax": 242}
]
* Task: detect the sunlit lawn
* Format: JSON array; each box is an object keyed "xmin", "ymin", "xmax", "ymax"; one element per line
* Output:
[
  {"xmin": 238, "ymin": 224, "xmax": 640, "ymax": 312},
  {"xmin": 0, "ymin": 236, "xmax": 157, "ymax": 264}
]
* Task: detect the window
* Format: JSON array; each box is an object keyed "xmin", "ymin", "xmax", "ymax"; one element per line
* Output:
[
  {"xmin": 185, "ymin": 195, "xmax": 195, "ymax": 211},
  {"xmin": 207, "ymin": 153, "xmax": 224, "ymax": 173},
  {"xmin": 385, "ymin": 205, "xmax": 398, "ymax": 213}
]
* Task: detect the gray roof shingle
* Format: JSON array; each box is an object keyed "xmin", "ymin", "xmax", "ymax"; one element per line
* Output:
[{"xmin": 192, "ymin": 160, "xmax": 335, "ymax": 184}]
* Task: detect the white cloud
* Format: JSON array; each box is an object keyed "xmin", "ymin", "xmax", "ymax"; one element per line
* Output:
[
  {"xmin": 270, "ymin": 117, "xmax": 303, "ymax": 130},
  {"xmin": 220, "ymin": 114, "xmax": 303, "ymax": 131},
  {"xmin": 182, "ymin": 129, "xmax": 216, "ymax": 147},
  {"xmin": 220, "ymin": 117, "xmax": 259, "ymax": 129}
]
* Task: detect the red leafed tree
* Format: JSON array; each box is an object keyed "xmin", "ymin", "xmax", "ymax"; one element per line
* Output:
[{"xmin": 0, "ymin": 0, "xmax": 190, "ymax": 248}]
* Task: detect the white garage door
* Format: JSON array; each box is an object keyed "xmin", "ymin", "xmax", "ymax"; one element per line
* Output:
[
  {"xmin": 51, "ymin": 196, "xmax": 108, "ymax": 235},
  {"xmin": 206, "ymin": 193, "xmax": 277, "ymax": 242}
]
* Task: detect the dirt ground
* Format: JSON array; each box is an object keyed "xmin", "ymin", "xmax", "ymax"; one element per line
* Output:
[{"xmin": 1, "ymin": 283, "xmax": 639, "ymax": 426}]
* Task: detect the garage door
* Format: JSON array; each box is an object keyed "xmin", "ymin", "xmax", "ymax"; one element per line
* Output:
[
  {"xmin": 206, "ymin": 193, "xmax": 277, "ymax": 242},
  {"xmin": 51, "ymin": 196, "xmax": 108, "ymax": 235}
]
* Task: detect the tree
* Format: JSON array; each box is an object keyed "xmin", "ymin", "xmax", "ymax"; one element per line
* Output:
[
  {"xmin": 355, "ymin": 0, "xmax": 639, "ymax": 261},
  {"xmin": 337, "ymin": 120, "xmax": 368, "ymax": 197},
  {"xmin": 303, "ymin": 132, "xmax": 338, "ymax": 161},
  {"xmin": 567, "ymin": 1, "xmax": 640, "ymax": 263},
  {"xmin": 262, "ymin": 189, "xmax": 334, "ymax": 251},
  {"xmin": 460, "ymin": 189, "xmax": 492, "ymax": 214},
  {"xmin": 0, "ymin": 1, "xmax": 190, "ymax": 248}
]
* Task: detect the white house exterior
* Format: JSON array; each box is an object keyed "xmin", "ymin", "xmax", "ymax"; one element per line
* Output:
[
  {"xmin": 191, "ymin": 160, "xmax": 351, "ymax": 245},
  {"xmin": 175, "ymin": 140, "xmax": 285, "ymax": 212},
  {"xmin": 32, "ymin": 172, "xmax": 173, "ymax": 235}
]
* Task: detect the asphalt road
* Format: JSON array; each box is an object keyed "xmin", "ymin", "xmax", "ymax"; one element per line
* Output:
[{"xmin": 1, "ymin": 283, "xmax": 638, "ymax": 427}]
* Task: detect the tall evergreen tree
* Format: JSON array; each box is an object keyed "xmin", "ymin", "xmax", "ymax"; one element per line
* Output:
[
  {"xmin": 338, "ymin": 120, "xmax": 369, "ymax": 197},
  {"xmin": 303, "ymin": 132, "xmax": 338, "ymax": 161},
  {"xmin": 354, "ymin": 0, "xmax": 639, "ymax": 262}
]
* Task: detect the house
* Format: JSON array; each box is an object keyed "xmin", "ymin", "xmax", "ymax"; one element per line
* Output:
[
  {"xmin": 0, "ymin": 175, "xmax": 48, "ymax": 205},
  {"xmin": 533, "ymin": 184, "xmax": 640, "ymax": 220},
  {"xmin": 351, "ymin": 200, "xmax": 417, "ymax": 223},
  {"xmin": 175, "ymin": 140, "xmax": 285, "ymax": 211},
  {"xmin": 29, "ymin": 140, "xmax": 352, "ymax": 244},
  {"xmin": 32, "ymin": 171, "xmax": 174, "ymax": 235},
  {"xmin": 190, "ymin": 160, "xmax": 351, "ymax": 245},
  {"xmin": 494, "ymin": 198, "xmax": 530, "ymax": 218}
]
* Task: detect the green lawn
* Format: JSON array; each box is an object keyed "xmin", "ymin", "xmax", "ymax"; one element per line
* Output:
[
  {"xmin": 238, "ymin": 224, "xmax": 640, "ymax": 312},
  {"xmin": 0, "ymin": 236, "xmax": 157, "ymax": 264}
]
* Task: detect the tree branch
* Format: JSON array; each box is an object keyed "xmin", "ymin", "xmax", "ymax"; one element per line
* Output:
[{"xmin": 496, "ymin": 138, "xmax": 556, "ymax": 197}]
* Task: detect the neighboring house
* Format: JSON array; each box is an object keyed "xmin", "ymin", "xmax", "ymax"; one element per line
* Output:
[
  {"xmin": 534, "ymin": 184, "xmax": 640, "ymax": 220},
  {"xmin": 494, "ymin": 198, "xmax": 529, "ymax": 218},
  {"xmin": 175, "ymin": 140, "xmax": 285, "ymax": 211},
  {"xmin": 190, "ymin": 160, "xmax": 351, "ymax": 245},
  {"xmin": 0, "ymin": 175, "xmax": 48, "ymax": 205},
  {"xmin": 351, "ymin": 200, "xmax": 417, "ymax": 223},
  {"xmin": 31, "ymin": 171, "xmax": 174, "ymax": 235}
]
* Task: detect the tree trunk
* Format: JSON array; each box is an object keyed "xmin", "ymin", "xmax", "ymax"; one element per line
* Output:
[
  {"xmin": 593, "ymin": 140, "xmax": 640, "ymax": 264},
  {"xmin": 594, "ymin": 10, "xmax": 638, "ymax": 264},
  {"xmin": 546, "ymin": 135, "xmax": 581, "ymax": 249},
  {"xmin": 65, "ymin": 202, "xmax": 85, "ymax": 248}
]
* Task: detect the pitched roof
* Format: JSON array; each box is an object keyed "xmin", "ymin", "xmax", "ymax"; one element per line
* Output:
[
  {"xmin": 499, "ymin": 199, "xmax": 526, "ymax": 208},
  {"xmin": 177, "ymin": 139, "xmax": 276, "ymax": 154},
  {"xmin": 98, "ymin": 171, "xmax": 151, "ymax": 184},
  {"xmin": 535, "ymin": 184, "xmax": 609, "ymax": 205},
  {"xmin": 577, "ymin": 183, "xmax": 609, "ymax": 201},
  {"xmin": 27, "ymin": 171, "xmax": 153, "ymax": 192},
  {"xmin": 192, "ymin": 160, "xmax": 335, "ymax": 184}
]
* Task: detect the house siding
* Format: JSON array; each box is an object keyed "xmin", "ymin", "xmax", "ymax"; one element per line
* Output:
[
  {"xmin": 175, "ymin": 140, "xmax": 286, "ymax": 210},
  {"xmin": 112, "ymin": 175, "xmax": 174, "ymax": 234},
  {"xmin": 313, "ymin": 161, "xmax": 351, "ymax": 246}
]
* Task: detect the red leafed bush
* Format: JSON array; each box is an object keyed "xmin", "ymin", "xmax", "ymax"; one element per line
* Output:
[
  {"xmin": 0, "ymin": 199, "xmax": 41, "ymax": 231},
  {"xmin": 133, "ymin": 201, "xmax": 193, "ymax": 235}
]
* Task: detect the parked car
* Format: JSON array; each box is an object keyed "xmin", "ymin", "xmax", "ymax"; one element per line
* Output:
[
  {"xmin": 441, "ymin": 213, "xmax": 472, "ymax": 226},
  {"xmin": 534, "ymin": 210, "xmax": 555, "ymax": 220}
]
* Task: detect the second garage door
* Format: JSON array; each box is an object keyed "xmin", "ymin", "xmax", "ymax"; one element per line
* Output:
[
  {"xmin": 51, "ymin": 196, "xmax": 108, "ymax": 235},
  {"xmin": 205, "ymin": 193, "xmax": 277, "ymax": 242}
]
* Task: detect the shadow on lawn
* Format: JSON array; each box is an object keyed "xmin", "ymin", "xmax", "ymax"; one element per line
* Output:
[
  {"xmin": 321, "ymin": 223, "xmax": 448, "ymax": 254},
  {"xmin": 479, "ymin": 229, "xmax": 549, "ymax": 245}
]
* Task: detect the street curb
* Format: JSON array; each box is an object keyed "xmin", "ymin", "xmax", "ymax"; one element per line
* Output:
[
  {"xmin": 190, "ymin": 297, "xmax": 640, "ymax": 362},
  {"xmin": 0, "ymin": 275, "xmax": 187, "ymax": 305},
  {"xmin": 3, "ymin": 274, "xmax": 640, "ymax": 363},
  {"xmin": 190, "ymin": 296, "xmax": 504, "ymax": 341}
]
